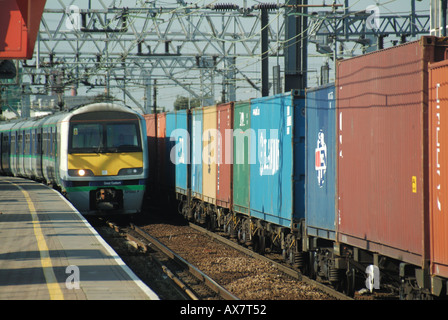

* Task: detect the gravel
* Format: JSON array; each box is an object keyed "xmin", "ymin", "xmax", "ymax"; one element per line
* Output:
[{"xmin": 142, "ymin": 221, "xmax": 335, "ymax": 300}]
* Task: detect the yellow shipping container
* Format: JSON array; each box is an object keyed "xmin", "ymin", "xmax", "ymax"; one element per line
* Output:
[{"xmin": 202, "ymin": 105, "xmax": 217, "ymax": 204}]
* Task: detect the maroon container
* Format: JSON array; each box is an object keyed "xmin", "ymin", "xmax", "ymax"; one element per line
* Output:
[
  {"xmin": 216, "ymin": 102, "xmax": 233, "ymax": 209},
  {"xmin": 143, "ymin": 114, "xmax": 157, "ymax": 193},
  {"xmin": 336, "ymin": 37, "xmax": 448, "ymax": 266},
  {"xmin": 157, "ymin": 113, "xmax": 167, "ymax": 190}
]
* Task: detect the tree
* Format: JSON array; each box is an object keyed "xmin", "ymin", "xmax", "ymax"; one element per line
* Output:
[
  {"xmin": 93, "ymin": 93, "xmax": 117, "ymax": 103},
  {"xmin": 173, "ymin": 95, "xmax": 201, "ymax": 110}
]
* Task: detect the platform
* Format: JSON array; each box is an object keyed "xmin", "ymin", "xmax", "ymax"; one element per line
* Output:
[{"xmin": 0, "ymin": 176, "xmax": 159, "ymax": 300}]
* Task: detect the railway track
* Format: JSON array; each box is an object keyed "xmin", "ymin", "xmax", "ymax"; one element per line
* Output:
[
  {"xmin": 97, "ymin": 205, "xmax": 353, "ymax": 301},
  {"xmin": 91, "ymin": 213, "xmax": 343, "ymax": 300},
  {"xmin": 186, "ymin": 222, "xmax": 352, "ymax": 301},
  {"xmin": 91, "ymin": 207, "xmax": 403, "ymax": 301},
  {"xmin": 90, "ymin": 216, "xmax": 236, "ymax": 300},
  {"xmin": 128, "ymin": 223, "xmax": 239, "ymax": 300}
]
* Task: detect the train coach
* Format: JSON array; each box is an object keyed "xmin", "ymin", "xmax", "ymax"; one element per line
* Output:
[
  {"xmin": 0, "ymin": 103, "xmax": 148, "ymax": 215},
  {"xmin": 145, "ymin": 36, "xmax": 448, "ymax": 299}
]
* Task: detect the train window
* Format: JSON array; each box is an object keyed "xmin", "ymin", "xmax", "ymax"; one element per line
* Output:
[
  {"xmin": 70, "ymin": 123, "xmax": 102, "ymax": 152},
  {"xmin": 106, "ymin": 123, "xmax": 141, "ymax": 151},
  {"xmin": 69, "ymin": 122, "xmax": 141, "ymax": 153}
]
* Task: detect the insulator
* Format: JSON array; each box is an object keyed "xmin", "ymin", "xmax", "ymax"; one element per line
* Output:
[
  {"xmin": 212, "ymin": 4, "xmax": 239, "ymax": 11},
  {"xmin": 253, "ymin": 3, "xmax": 279, "ymax": 10}
]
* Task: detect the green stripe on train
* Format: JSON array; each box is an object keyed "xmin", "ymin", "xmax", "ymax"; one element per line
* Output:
[{"xmin": 65, "ymin": 185, "xmax": 146, "ymax": 192}]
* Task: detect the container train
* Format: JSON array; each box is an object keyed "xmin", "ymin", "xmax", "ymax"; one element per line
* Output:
[
  {"xmin": 0, "ymin": 103, "xmax": 148, "ymax": 215},
  {"xmin": 145, "ymin": 36, "xmax": 448, "ymax": 299}
]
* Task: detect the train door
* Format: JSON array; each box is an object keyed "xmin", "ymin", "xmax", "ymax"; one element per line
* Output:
[
  {"xmin": 0, "ymin": 132, "xmax": 3, "ymax": 174},
  {"xmin": 24, "ymin": 130, "xmax": 30, "ymax": 177},
  {"xmin": 18, "ymin": 130, "xmax": 24, "ymax": 176},
  {"xmin": 42, "ymin": 128, "xmax": 49, "ymax": 182},
  {"xmin": 11, "ymin": 131, "xmax": 19, "ymax": 175},
  {"xmin": 47, "ymin": 125, "xmax": 58, "ymax": 184},
  {"xmin": 0, "ymin": 132, "xmax": 8, "ymax": 174},
  {"xmin": 53, "ymin": 125, "xmax": 60, "ymax": 184},
  {"xmin": 36, "ymin": 128, "xmax": 43, "ymax": 179},
  {"xmin": 49, "ymin": 127, "xmax": 54, "ymax": 183}
]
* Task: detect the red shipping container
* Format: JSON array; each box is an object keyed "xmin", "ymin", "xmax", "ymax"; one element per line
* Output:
[
  {"xmin": 0, "ymin": 0, "xmax": 47, "ymax": 59},
  {"xmin": 143, "ymin": 114, "xmax": 157, "ymax": 192},
  {"xmin": 336, "ymin": 37, "xmax": 448, "ymax": 267},
  {"xmin": 429, "ymin": 59, "xmax": 448, "ymax": 279},
  {"xmin": 157, "ymin": 113, "xmax": 167, "ymax": 190},
  {"xmin": 216, "ymin": 102, "xmax": 233, "ymax": 209}
]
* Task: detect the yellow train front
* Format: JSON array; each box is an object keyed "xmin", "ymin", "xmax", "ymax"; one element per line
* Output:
[
  {"xmin": 0, "ymin": 102, "xmax": 148, "ymax": 215},
  {"xmin": 61, "ymin": 103, "xmax": 148, "ymax": 214}
]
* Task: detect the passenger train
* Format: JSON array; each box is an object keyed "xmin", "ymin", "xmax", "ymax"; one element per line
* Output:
[{"xmin": 0, "ymin": 103, "xmax": 148, "ymax": 215}]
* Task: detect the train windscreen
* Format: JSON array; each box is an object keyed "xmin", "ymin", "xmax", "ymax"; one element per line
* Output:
[{"xmin": 69, "ymin": 111, "xmax": 142, "ymax": 153}]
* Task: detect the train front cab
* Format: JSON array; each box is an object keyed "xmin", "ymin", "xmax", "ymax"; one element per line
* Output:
[{"xmin": 63, "ymin": 107, "xmax": 147, "ymax": 214}]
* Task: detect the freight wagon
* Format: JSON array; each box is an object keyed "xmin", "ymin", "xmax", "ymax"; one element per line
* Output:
[
  {"xmin": 304, "ymin": 83, "xmax": 350, "ymax": 290},
  {"xmin": 169, "ymin": 91, "xmax": 307, "ymax": 262},
  {"xmin": 244, "ymin": 91, "xmax": 306, "ymax": 259},
  {"xmin": 144, "ymin": 36, "xmax": 448, "ymax": 299},
  {"xmin": 176, "ymin": 103, "xmax": 234, "ymax": 229},
  {"xmin": 330, "ymin": 36, "xmax": 448, "ymax": 298}
]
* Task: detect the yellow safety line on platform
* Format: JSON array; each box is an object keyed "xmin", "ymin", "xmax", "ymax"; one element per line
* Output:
[{"xmin": 15, "ymin": 183, "xmax": 64, "ymax": 300}]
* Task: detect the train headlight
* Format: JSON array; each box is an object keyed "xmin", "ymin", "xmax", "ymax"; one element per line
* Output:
[
  {"xmin": 68, "ymin": 169, "xmax": 94, "ymax": 177},
  {"xmin": 118, "ymin": 167, "xmax": 143, "ymax": 175}
]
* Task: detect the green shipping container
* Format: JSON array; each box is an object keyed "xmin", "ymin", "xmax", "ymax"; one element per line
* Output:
[{"xmin": 233, "ymin": 101, "xmax": 253, "ymax": 214}]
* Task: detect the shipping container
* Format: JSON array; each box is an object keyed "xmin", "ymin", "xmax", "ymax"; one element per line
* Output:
[
  {"xmin": 143, "ymin": 114, "xmax": 157, "ymax": 193},
  {"xmin": 191, "ymin": 108, "xmax": 203, "ymax": 200},
  {"xmin": 429, "ymin": 59, "xmax": 448, "ymax": 279},
  {"xmin": 171, "ymin": 109, "xmax": 190, "ymax": 196},
  {"xmin": 202, "ymin": 105, "xmax": 217, "ymax": 204},
  {"xmin": 305, "ymin": 84, "xmax": 337, "ymax": 240},
  {"xmin": 216, "ymin": 102, "xmax": 233, "ymax": 209},
  {"xmin": 233, "ymin": 101, "xmax": 252, "ymax": 214},
  {"xmin": 144, "ymin": 113, "xmax": 167, "ymax": 196},
  {"xmin": 249, "ymin": 91, "xmax": 305, "ymax": 228},
  {"xmin": 165, "ymin": 112, "xmax": 176, "ymax": 192},
  {"xmin": 336, "ymin": 36, "xmax": 448, "ymax": 266}
]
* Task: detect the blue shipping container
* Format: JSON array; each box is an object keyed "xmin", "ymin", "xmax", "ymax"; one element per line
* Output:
[
  {"xmin": 191, "ymin": 108, "xmax": 203, "ymax": 200},
  {"xmin": 168, "ymin": 109, "xmax": 190, "ymax": 196},
  {"xmin": 249, "ymin": 91, "xmax": 305, "ymax": 228},
  {"xmin": 305, "ymin": 83, "xmax": 336, "ymax": 240}
]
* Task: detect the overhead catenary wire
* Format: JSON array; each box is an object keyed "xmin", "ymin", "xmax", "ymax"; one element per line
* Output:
[{"xmin": 24, "ymin": 0, "xmax": 430, "ymax": 111}]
